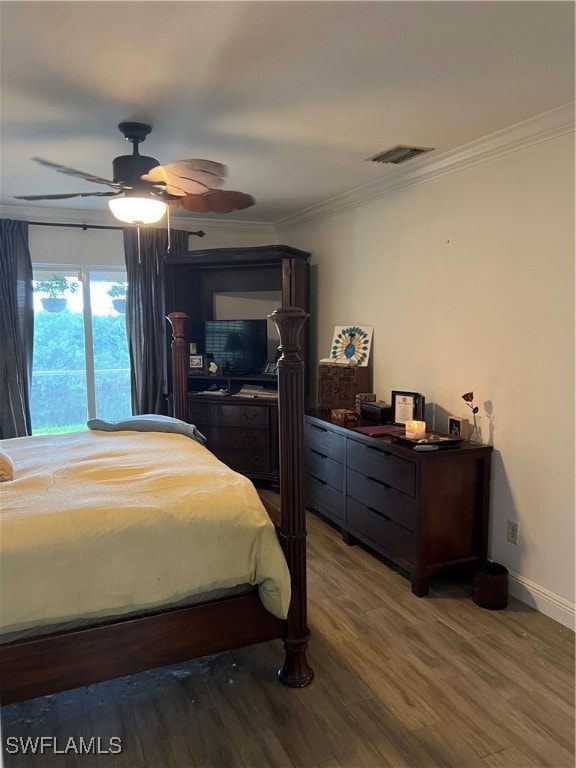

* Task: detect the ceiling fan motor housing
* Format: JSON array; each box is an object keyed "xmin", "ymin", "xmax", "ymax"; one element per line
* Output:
[{"xmin": 112, "ymin": 154, "xmax": 160, "ymax": 190}]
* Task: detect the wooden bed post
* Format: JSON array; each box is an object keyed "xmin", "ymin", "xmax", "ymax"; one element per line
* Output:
[
  {"xmin": 269, "ymin": 307, "xmax": 314, "ymax": 687},
  {"xmin": 167, "ymin": 312, "xmax": 189, "ymax": 421}
]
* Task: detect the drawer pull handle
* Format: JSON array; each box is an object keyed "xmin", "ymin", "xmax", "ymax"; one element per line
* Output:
[
  {"xmin": 242, "ymin": 411, "xmax": 258, "ymax": 422},
  {"xmin": 310, "ymin": 449, "xmax": 328, "ymax": 459},
  {"xmin": 310, "ymin": 425, "xmax": 328, "ymax": 434},
  {"xmin": 312, "ymin": 476, "xmax": 328, "ymax": 486},
  {"xmin": 367, "ymin": 446, "xmax": 391, "ymax": 459},
  {"xmin": 367, "ymin": 505, "xmax": 391, "ymax": 521},
  {"xmin": 367, "ymin": 475, "xmax": 391, "ymax": 489},
  {"xmin": 241, "ymin": 457, "xmax": 261, "ymax": 467}
]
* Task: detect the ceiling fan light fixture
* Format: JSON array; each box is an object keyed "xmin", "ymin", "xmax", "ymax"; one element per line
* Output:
[{"xmin": 108, "ymin": 195, "xmax": 167, "ymax": 224}]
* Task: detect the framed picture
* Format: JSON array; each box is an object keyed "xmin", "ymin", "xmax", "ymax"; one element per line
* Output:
[
  {"xmin": 448, "ymin": 416, "xmax": 469, "ymax": 438},
  {"xmin": 391, "ymin": 390, "xmax": 426, "ymax": 425},
  {"xmin": 189, "ymin": 354, "xmax": 206, "ymax": 373},
  {"xmin": 328, "ymin": 325, "xmax": 373, "ymax": 367},
  {"xmin": 263, "ymin": 361, "xmax": 278, "ymax": 375}
]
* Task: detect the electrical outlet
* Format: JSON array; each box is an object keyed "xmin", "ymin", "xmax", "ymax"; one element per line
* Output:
[{"xmin": 507, "ymin": 519, "xmax": 519, "ymax": 545}]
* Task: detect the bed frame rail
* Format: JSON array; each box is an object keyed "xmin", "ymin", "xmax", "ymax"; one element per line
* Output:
[{"xmin": 0, "ymin": 596, "xmax": 282, "ymax": 705}]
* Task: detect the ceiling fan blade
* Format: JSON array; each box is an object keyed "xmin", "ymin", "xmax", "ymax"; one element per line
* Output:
[
  {"xmin": 14, "ymin": 191, "xmax": 122, "ymax": 201},
  {"xmin": 32, "ymin": 157, "xmax": 122, "ymax": 189},
  {"xmin": 179, "ymin": 190, "xmax": 255, "ymax": 214},
  {"xmin": 141, "ymin": 166, "xmax": 207, "ymax": 196},
  {"xmin": 141, "ymin": 159, "xmax": 227, "ymax": 195},
  {"xmin": 161, "ymin": 160, "xmax": 227, "ymax": 186},
  {"xmin": 166, "ymin": 159, "xmax": 227, "ymax": 179}
]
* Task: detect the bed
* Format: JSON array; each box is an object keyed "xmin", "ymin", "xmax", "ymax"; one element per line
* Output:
[{"xmin": 0, "ymin": 306, "xmax": 312, "ymax": 704}]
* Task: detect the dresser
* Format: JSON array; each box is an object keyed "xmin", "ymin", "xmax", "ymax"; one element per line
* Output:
[
  {"xmin": 188, "ymin": 392, "xmax": 278, "ymax": 482},
  {"xmin": 304, "ymin": 411, "xmax": 492, "ymax": 595}
]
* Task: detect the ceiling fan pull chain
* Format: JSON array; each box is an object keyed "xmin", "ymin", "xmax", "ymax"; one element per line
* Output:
[
  {"xmin": 137, "ymin": 225, "xmax": 141, "ymax": 265},
  {"xmin": 166, "ymin": 205, "xmax": 172, "ymax": 257}
]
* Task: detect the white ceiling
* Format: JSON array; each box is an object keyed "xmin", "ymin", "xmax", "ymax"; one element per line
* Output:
[{"xmin": 1, "ymin": 1, "xmax": 574, "ymax": 224}]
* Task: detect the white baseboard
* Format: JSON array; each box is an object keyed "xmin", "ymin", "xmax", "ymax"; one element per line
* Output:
[{"xmin": 508, "ymin": 570, "xmax": 575, "ymax": 631}]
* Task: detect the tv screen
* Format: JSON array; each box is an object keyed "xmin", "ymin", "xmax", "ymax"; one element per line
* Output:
[{"xmin": 203, "ymin": 319, "xmax": 268, "ymax": 375}]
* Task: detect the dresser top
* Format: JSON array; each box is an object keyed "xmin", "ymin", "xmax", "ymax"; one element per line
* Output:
[{"xmin": 305, "ymin": 410, "xmax": 492, "ymax": 457}]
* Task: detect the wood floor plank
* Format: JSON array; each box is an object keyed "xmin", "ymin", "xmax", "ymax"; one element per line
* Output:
[
  {"xmin": 474, "ymin": 631, "xmax": 575, "ymax": 706},
  {"xmin": 336, "ymin": 636, "xmax": 444, "ymax": 731},
  {"xmin": 345, "ymin": 697, "xmax": 443, "ymax": 768},
  {"xmin": 408, "ymin": 719, "xmax": 493, "ymax": 768},
  {"xmin": 381, "ymin": 649, "xmax": 513, "ymax": 758},
  {"xmin": 305, "ymin": 625, "xmax": 376, "ymax": 707},
  {"xmin": 483, "ymin": 746, "xmax": 544, "ymax": 767},
  {"xmin": 312, "ymin": 758, "xmax": 346, "ymax": 768},
  {"xmin": 505, "ymin": 689, "xmax": 575, "ymax": 755},
  {"xmin": 440, "ymin": 667, "xmax": 574, "ymax": 767}
]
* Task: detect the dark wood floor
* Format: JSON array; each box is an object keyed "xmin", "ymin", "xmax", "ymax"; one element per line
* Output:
[{"xmin": 2, "ymin": 501, "xmax": 574, "ymax": 768}]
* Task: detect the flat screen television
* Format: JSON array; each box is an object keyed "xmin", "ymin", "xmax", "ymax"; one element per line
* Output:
[{"xmin": 203, "ymin": 319, "xmax": 268, "ymax": 375}]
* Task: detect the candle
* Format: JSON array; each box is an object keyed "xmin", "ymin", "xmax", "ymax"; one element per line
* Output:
[{"xmin": 406, "ymin": 420, "xmax": 426, "ymax": 439}]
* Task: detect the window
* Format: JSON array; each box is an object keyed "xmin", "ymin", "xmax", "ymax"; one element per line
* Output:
[{"xmin": 31, "ymin": 267, "xmax": 131, "ymax": 434}]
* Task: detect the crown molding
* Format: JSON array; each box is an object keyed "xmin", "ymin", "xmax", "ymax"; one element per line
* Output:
[
  {"xmin": 0, "ymin": 204, "xmax": 276, "ymax": 238},
  {"xmin": 276, "ymin": 102, "xmax": 575, "ymax": 231}
]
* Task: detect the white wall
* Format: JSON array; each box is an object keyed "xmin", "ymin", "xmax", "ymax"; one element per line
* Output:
[
  {"xmin": 26, "ymin": 221, "xmax": 276, "ymax": 267},
  {"xmin": 277, "ymin": 132, "xmax": 575, "ymax": 628}
]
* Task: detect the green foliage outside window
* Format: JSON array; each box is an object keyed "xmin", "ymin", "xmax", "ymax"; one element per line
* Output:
[
  {"xmin": 31, "ymin": 310, "xmax": 131, "ymax": 431},
  {"xmin": 107, "ymin": 283, "xmax": 126, "ymax": 298},
  {"xmin": 34, "ymin": 274, "xmax": 79, "ymax": 298}
]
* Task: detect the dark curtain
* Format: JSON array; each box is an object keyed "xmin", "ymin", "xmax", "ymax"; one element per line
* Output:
[
  {"xmin": 123, "ymin": 226, "xmax": 188, "ymax": 415},
  {"xmin": 0, "ymin": 219, "xmax": 34, "ymax": 438}
]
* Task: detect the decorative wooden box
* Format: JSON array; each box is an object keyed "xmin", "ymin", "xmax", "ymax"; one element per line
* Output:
[{"xmin": 317, "ymin": 363, "xmax": 370, "ymax": 411}]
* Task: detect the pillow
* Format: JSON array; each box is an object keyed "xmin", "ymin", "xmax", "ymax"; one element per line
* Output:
[
  {"xmin": 0, "ymin": 449, "xmax": 15, "ymax": 482},
  {"xmin": 87, "ymin": 415, "xmax": 206, "ymax": 445}
]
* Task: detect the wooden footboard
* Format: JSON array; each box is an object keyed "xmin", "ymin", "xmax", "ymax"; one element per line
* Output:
[{"xmin": 0, "ymin": 596, "xmax": 282, "ymax": 705}]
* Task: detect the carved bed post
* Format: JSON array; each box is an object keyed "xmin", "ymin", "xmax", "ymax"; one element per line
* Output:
[
  {"xmin": 269, "ymin": 307, "xmax": 314, "ymax": 687},
  {"xmin": 166, "ymin": 312, "xmax": 189, "ymax": 422}
]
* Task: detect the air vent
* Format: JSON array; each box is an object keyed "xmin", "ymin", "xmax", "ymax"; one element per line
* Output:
[{"xmin": 368, "ymin": 145, "xmax": 435, "ymax": 165}]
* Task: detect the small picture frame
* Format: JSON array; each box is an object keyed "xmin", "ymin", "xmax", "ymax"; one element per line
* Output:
[
  {"xmin": 391, "ymin": 390, "xmax": 426, "ymax": 425},
  {"xmin": 189, "ymin": 354, "xmax": 206, "ymax": 373},
  {"xmin": 263, "ymin": 361, "xmax": 278, "ymax": 375},
  {"xmin": 448, "ymin": 416, "xmax": 469, "ymax": 438}
]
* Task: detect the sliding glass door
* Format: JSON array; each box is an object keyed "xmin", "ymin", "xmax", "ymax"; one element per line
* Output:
[{"xmin": 31, "ymin": 267, "xmax": 131, "ymax": 433}]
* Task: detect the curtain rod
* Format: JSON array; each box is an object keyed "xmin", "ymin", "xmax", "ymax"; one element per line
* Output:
[{"xmin": 27, "ymin": 220, "xmax": 206, "ymax": 237}]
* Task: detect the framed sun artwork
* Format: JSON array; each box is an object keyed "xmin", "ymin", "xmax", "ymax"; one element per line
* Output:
[{"xmin": 329, "ymin": 325, "xmax": 373, "ymax": 366}]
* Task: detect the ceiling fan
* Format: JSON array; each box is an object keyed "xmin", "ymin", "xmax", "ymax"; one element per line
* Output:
[{"xmin": 14, "ymin": 122, "xmax": 255, "ymax": 223}]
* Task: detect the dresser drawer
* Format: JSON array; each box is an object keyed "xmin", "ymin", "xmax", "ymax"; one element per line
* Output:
[
  {"xmin": 304, "ymin": 421, "xmax": 345, "ymax": 462},
  {"xmin": 318, "ymin": 364, "xmax": 357, "ymax": 379},
  {"xmin": 203, "ymin": 426, "xmax": 270, "ymax": 450},
  {"xmin": 346, "ymin": 439, "xmax": 416, "ymax": 497},
  {"xmin": 347, "ymin": 468, "xmax": 417, "ymax": 530},
  {"xmin": 188, "ymin": 401, "xmax": 270, "ymax": 428},
  {"xmin": 214, "ymin": 447, "xmax": 271, "ymax": 474},
  {"xmin": 306, "ymin": 474, "xmax": 344, "ymax": 523},
  {"xmin": 346, "ymin": 497, "xmax": 415, "ymax": 566},
  {"xmin": 305, "ymin": 447, "xmax": 344, "ymax": 490}
]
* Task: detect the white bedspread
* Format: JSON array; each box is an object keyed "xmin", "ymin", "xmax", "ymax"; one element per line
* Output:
[{"xmin": 0, "ymin": 430, "xmax": 291, "ymax": 637}]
